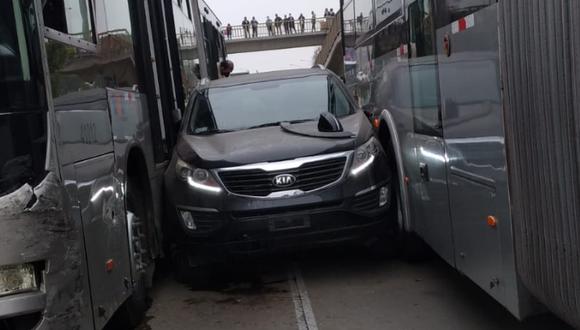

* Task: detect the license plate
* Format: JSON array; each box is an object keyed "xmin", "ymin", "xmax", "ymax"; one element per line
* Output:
[{"xmin": 269, "ymin": 215, "xmax": 311, "ymax": 232}]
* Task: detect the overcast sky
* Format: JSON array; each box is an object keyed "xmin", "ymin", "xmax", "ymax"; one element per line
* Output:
[{"xmin": 205, "ymin": 0, "xmax": 340, "ymax": 73}]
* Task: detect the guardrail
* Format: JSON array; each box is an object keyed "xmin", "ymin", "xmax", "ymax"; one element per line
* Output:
[{"xmin": 222, "ymin": 17, "xmax": 347, "ymax": 40}]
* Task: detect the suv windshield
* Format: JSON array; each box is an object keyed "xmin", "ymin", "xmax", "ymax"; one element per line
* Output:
[{"xmin": 189, "ymin": 76, "xmax": 354, "ymax": 135}]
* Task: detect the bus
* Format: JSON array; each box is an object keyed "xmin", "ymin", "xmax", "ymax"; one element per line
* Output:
[
  {"xmin": 0, "ymin": 0, "xmax": 226, "ymax": 328},
  {"xmin": 342, "ymin": 0, "xmax": 580, "ymax": 328}
]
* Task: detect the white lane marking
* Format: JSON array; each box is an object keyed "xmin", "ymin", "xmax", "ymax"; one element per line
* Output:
[{"xmin": 288, "ymin": 264, "xmax": 319, "ymax": 330}]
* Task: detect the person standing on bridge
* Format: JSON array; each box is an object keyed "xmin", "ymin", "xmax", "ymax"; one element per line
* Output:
[
  {"xmin": 298, "ymin": 13, "xmax": 305, "ymax": 33},
  {"xmin": 266, "ymin": 16, "xmax": 274, "ymax": 36},
  {"xmin": 242, "ymin": 17, "xmax": 250, "ymax": 38},
  {"xmin": 329, "ymin": 8, "xmax": 336, "ymax": 17},
  {"xmin": 324, "ymin": 8, "xmax": 329, "ymax": 18},
  {"xmin": 225, "ymin": 24, "xmax": 232, "ymax": 39},
  {"xmin": 311, "ymin": 11, "xmax": 317, "ymax": 31},
  {"xmin": 289, "ymin": 14, "xmax": 296, "ymax": 34},
  {"xmin": 275, "ymin": 14, "xmax": 282, "ymax": 35},
  {"xmin": 283, "ymin": 15, "xmax": 289, "ymax": 34},
  {"xmin": 251, "ymin": 16, "xmax": 259, "ymax": 38}
]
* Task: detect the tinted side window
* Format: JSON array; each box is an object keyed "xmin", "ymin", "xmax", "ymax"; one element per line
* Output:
[
  {"xmin": 1, "ymin": 0, "xmax": 47, "ymax": 197},
  {"xmin": 189, "ymin": 96, "xmax": 216, "ymax": 134},
  {"xmin": 373, "ymin": 18, "xmax": 407, "ymax": 59},
  {"xmin": 329, "ymin": 80, "xmax": 353, "ymax": 117},
  {"xmin": 408, "ymin": 0, "xmax": 442, "ymax": 137},
  {"xmin": 43, "ymin": 0, "xmax": 95, "ymax": 42},
  {"xmin": 434, "ymin": 0, "xmax": 494, "ymax": 29},
  {"xmin": 409, "ymin": 0, "xmax": 434, "ymax": 58}
]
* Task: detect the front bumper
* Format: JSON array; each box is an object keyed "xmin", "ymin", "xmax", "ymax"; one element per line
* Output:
[{"xmin": 165, "ymin": 151, "xmax": 394, "ymax": 256}]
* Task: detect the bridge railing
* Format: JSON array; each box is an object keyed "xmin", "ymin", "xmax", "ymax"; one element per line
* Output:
[{"xmin": 222, "ymin": 17, "xmax": 351, "ymax": 41}]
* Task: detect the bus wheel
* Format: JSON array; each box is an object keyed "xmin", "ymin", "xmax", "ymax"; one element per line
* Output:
[{"xmin": 116, "ymin": 177, "xmax": 154, "ymax": 328}]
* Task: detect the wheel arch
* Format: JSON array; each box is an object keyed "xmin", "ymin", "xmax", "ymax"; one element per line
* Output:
[
  {"xmin": 125, "ymin": 146, "xmax": 160, "ymax": 269},
  {"xmin": 378, "ymin": 109, "xmax": 412, "ymax": 232}
]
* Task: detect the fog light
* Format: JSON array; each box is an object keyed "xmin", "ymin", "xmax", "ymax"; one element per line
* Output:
[
  {"xmin": 180, "ymin": 211, "xmax": 197, "ymax": 230},
  {"xmin": 0, "ymin": 264, "xmax": 38, "ymax": 297},
  {"xmin": 379, "ymin": 186, "xmax": 389, "ymax": 207}
]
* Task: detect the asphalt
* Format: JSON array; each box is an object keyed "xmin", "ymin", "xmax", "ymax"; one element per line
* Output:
[{"xmin": 137, "ymin": 247, "xmax": 572, "ymax": 330}]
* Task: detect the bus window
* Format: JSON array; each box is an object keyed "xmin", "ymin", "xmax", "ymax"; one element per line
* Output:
[
  {"xmin": 410, "ymin": 64, "xmax": 441, "ymax": 135},
  {"xmin": 373, "ymin": 18, "xmax": 407, "ymax": 59},
  {"xmin": 409, "ymin": 0, "xmax": 435, "ymax": 58},
  {"xmin": 43, "ymin": 0, "xmax": 95, "ymax": 42},
  {"xmin": 172, "ymin": 0, "xmax": 199, "ymax": 100},
  {"xmin": 434, "ymin": 0, "xmax": 494, "ymax": 28},
  {"xmin": 1, "ymin": 0, "xmax": 47, "ymax": 197},
  {"xmin": 1, "ymin": 0, "xmax": 44, "ymax": 111}
]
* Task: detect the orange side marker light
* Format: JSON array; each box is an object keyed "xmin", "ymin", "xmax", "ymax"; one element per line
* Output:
[
  {"xmin": 487, "ymin": 216, "xmax": 498, "ymax": 229},
  {"xmin": 372, "ymin": 117, "xmax": 381, "ymax": 129},
  {"xmin": 105, "ymin": 259, "xmax": 115, "ymax": 273}
]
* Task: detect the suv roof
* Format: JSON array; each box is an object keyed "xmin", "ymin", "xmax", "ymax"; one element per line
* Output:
[{"xmin": 205, "ymin": 68, "xmax": 332, "ymax": 89}]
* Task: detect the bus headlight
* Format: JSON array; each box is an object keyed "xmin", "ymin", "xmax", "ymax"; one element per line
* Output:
[
  {"xmin": 176, "ymin": 158, "xmax": 222, "ymax": 194},
  {"xmin": 351, "ymin": 137, "xmax": 381, "ymax": 176},
  {"xmin": 0, "ymin": 263, "xmax": 38, "ymax": 297}
]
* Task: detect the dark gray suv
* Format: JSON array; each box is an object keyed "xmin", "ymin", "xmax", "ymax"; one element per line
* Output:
[{"xmin": 164, "ymin": 68, "xmax": 395, "ymax": 278}]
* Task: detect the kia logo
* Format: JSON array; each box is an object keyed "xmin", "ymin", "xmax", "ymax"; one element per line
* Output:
[{"xmin": 273, "ymin": 174, "xmax": 297, "ymax": 188}]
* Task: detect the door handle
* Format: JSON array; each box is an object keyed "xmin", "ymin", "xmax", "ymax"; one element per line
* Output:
[{"xmin": 420, "ymin": 162, "xmax": 430, "ymax": 182}]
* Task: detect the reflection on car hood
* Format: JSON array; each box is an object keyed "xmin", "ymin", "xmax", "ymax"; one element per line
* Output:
[{"xmin": 176, "ymin": 112, "xmax": 373, "ymax": 168}]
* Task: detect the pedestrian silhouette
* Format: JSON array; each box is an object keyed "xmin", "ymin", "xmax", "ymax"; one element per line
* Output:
[
  {"xmin": 242, "ymin": 17, "xmax": 250, "ymax": 38},
  {"xmin": 283, "ymin": 15, "xmax": 289, "ymax": 34},
  {"xmin": 251, "ymin": 16, "xmax": 258, "ymax": 38},
  {"xmin": 275, "ymin": 14, "xmax": 282, "ymax": 35},
  {"xmin": 226, "ymin": 23, "xmax": 232, "ymax": 39},
  {"xmin": 289, "ymin": 13, "xmax": 296, "ymax": 34},
  {"xmin": 311, "ymin": 11, "xmax": 317, "ymax": 31},
  {"xmin": 266, "ymin": 16, "xmax": 274, "ymax": 36}
]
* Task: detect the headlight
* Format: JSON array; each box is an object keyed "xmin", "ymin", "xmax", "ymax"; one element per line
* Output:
[
  {"xmin": 351, "ymin": 137, "xmax": 381, "ymax": 176},
  {"xmin": 176, "ymin": 158, "xmax": 222, "ymax": 194},
  {"xmin": 0, "ymin": 263, "xmax": 38, "ymax": 297}
]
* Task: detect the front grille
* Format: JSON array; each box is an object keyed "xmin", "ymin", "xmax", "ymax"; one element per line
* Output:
[{"xmin": 218, "ymin": 156, "xmax": 347, "ymax": 197}]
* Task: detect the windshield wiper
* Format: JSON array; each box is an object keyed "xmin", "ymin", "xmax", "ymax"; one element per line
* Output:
[
  {"xmin": 195, "ymin": 129, "xmax": 234, "ymax": 135},
  {"xmin": 246, "ymin": 119, "xmax": 315, "ymax": 130},
  {"xmin": 247, "ymin": 122, "xmax": 282, "ymax": 130}
]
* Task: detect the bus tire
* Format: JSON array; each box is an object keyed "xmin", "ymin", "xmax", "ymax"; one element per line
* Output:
[{"xmin": 114, "ymin": 170, "xmax": 154, "ymax": 328}]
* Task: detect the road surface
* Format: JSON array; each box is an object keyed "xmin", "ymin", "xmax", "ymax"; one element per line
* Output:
[{"xmin": 137, "ymin": 247, "xmax": 571, "ymax": 330}]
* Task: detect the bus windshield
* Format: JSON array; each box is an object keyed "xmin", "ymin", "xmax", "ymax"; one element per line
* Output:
[{"xmin": 0, "ymin": 0, "xmax": 42, "ymax": 112}]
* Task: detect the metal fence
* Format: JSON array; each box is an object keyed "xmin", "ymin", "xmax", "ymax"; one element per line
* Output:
[{"xmin": 222, "ymin": 17, "xmax": 341, "ymax": 40}]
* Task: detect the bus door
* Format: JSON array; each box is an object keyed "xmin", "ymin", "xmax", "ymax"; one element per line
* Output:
[
  {"xmin": 435, "ymin": 3, "xmax": 518, "ymax": 311},
  {"xmin": 407, "ymin": 0, "xmax": 454, "ymax": 265}
]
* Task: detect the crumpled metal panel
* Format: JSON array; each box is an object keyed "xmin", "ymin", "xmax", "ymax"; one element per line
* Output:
[
  {"xmin": 0, "ymin": 172, "xmax": 92, "ymax": 329},
  {"xmin": 499, "ymin": 0, "xmax": 580, "ymax": 327}
]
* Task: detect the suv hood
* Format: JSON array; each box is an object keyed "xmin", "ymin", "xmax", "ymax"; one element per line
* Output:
[{"xmin": 176, "ymin": 112, "xmax": 373, "ymax": 169}]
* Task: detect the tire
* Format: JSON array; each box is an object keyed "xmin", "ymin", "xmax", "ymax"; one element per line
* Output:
[{"xmin": 112, "ymin": 176, "xmax": 153, "ymax": 328}]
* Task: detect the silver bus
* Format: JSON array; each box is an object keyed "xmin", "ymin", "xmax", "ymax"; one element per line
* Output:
[
  {"xmin": 0, "ymin": 0, "xmax": 226, "ymax": 328},
  {"xmin": 342, "ymin": 0, "xmax": 580, "ymax": 327}
]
